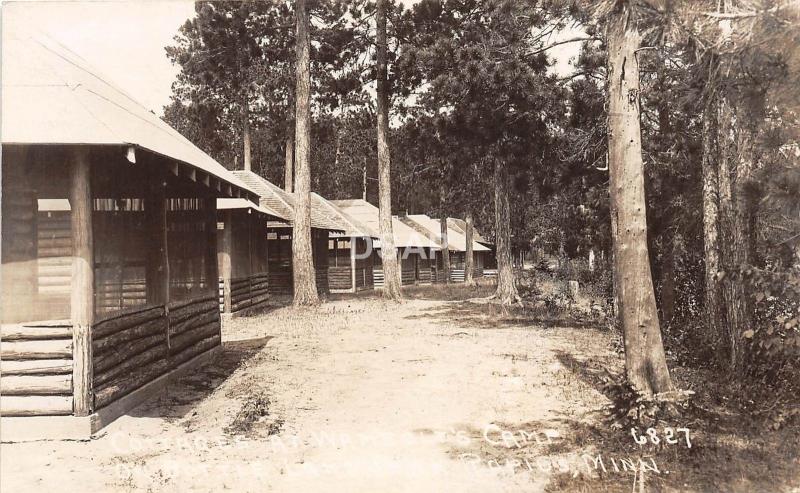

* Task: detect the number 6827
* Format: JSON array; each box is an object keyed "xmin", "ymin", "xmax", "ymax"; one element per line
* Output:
[{"xmin": 631, "ymin": 427, "xmax": 691, "ymax": 448}]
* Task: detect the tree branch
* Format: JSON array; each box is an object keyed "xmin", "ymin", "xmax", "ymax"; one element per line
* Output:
[{"xmin": 525, "ymin": 36, "xmax": 600, "ymax": 58}]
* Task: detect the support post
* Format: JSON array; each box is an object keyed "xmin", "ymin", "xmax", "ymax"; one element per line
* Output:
[
  {"xmin": 70, "ymin": 148, "xmax": 94, "ymax": 416},
  {"xmin": 161, "ymin": 194, "xmax": 171, "ymax": 352},
  {"xmin": 440, "ymin": 218, "xmax": 451, "ymax": 283},
  {"xmin": 205, "ymin": 197, "xmax": 219, "ymax": 299},
  {"xmin": 351, "ymin": 237, "xmax": 357, "ymax": 293},
  {"xmin": 221, "ymin": 210, "xmax": 233, "ymax": 313}
]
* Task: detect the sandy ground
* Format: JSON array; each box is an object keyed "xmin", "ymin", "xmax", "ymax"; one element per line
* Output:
[{"xmin": 1, "ymin": 296, "xmax": 626, "ymax": 492}]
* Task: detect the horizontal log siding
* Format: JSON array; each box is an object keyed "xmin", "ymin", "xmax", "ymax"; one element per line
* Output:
[
  {"xmin": 315, "ymin": 267, "xmax": 329, "ymax": 295},
  {"xmin": 328, "ymin": 266, "xmax": 352, "ymax": 291},
  {"xmin": 91, "ymin": 296, "xmax": 220, "ymax": 410},
  {"xmin": 355, "ymin": 267, "xmax": 373, "ymax": 290},
  {"xmin": 401, "ymin": 266, "xmax": 416, "ymax": 285},
  {"xmin": 219, "ymin": 273, "xmax": 270, "ymax": 313},
  {"xmin": 268, "ymin": 262, "xmax": 292, "ymax": 296},
  {"xmin": 0, "ymin": 320, "xmax": 74, "ymax": 416},
  {"xmin": 417, "ymin": 257, "xmax": 432, "ymax": 284}
]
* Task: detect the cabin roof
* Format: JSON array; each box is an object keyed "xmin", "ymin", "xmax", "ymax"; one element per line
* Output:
[
  {"xmin": 1, "ymin": 31, "xmax": 254, "ymax": 199},
  {"xmin": 313, "ymin": 195, "xmax": 379, "ymax": 239},
  {"xmin": 232, "ymin": 170, "xmax": 348, "ymax": 232},
  {"xmin": 404, "ymin": 215, "xmax": 491, "ymax": 252},
  {"xmin": 329, "ymin": 199, "xmax": 440, "ymax": 249},
  {"xmin": 217, "ymin": 198, "xmax": 286, "ymax": 220},
  {"xmin": 446, "ymin": 218, "xmax": 491, "ymax": 245}
]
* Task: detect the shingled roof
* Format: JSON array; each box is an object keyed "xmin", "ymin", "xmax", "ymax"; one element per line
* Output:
[
  {"xmin": 403, "ymin": 215, "xmax": 490, "ymax": 252},
  {"xmin": 232, "ymin": 170, "xmax": 355, "ymax": 233},
  {"xmin": 330, "ymin": 200, "xmax": 439, "ymax": 249},
  {"xmin": 446, "ymin": 218, "xmax": 491, "ymax": 245},
  {"xmin": 314, "ymin": 197, "xmax": 379, "ymax": 238},
  {"xmin": 1, "ymin": 31, "xmax": 254, "ymax": 199},
  {"xmin": 216, "ymin": 198, "xmax": 287, "ymax": 220}
]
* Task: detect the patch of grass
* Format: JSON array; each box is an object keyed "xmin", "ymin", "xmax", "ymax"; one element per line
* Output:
[
  {"xmin": 225, "ymin": 392, "xmax": 282, "ymax": 436},
  {"xmin": 403, "ymin": 279, "xmax": 497, "ymax": 301}
]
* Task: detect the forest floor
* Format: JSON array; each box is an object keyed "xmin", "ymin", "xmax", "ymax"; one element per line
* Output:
[{"xmin": 2, "ymin": 279, "xmax": 799, "ymax": 492}]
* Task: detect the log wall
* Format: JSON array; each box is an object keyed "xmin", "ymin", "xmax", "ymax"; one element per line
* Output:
[
  {"xmin": 218, "ymin": 273, "xmax": 270, "ymax": 313},
  {"xmin": 0, "ymin": 321, "xmax": 74, "ymax": 416},
  {"xmin": 417, "ymin": 259, "xmax": 433, "ymax": 284},
  {"xmin": 91, "ymin": 296, "xmax": 220, "ymax": 410},
  {"xmin": 328, "ymin": 266, "xmax": 352, "ymax": 291},
  {"xmin": 355, "ymin": 267, "xmax": 373, "ymax": 290},
  {"xmin": 450, "ymin": 269, "xmax": 466, "ymax": 283},
  {"xmin": 400, "ymin": 252, "xmax": 416, "ymax": 286},
  {"xmin": 268, "ymin": 264, "xmax": 293, "ymax": 295}
]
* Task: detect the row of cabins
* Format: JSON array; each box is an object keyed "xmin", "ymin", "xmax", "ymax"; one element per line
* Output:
[{"xmin": 0, "ymin": 32, "xmax": 492, "ymax": 440}]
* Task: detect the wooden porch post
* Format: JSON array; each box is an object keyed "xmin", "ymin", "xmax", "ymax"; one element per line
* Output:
[
  {"xmin": 350, "ymin": 237, "xmax": 357, "ymax": 293},
  {"xmin": 221, "ymin": 210, "xmax": 233, "ymax": 313},
  {"xmin": 70, "ymin": 148, "xmax": 94, "ymax": 416},
  {"xmin": 440, "ymin": 218, "xmax": 451, "ymax": 284},
  {"xmin": 205, "ymin": 197, "xmax": 219, "ymax": 297}
]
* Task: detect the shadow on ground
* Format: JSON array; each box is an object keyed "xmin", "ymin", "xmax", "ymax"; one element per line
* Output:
[
  {"xmin": 403, "ymin": 300, "xmax": 601, "ymax": 331},
  {"xmin": 129, "ymin": 336, "xmax": 273, "ymax": 421}
]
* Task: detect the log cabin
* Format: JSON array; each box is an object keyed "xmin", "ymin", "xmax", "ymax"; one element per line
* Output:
[
  {"xmin": 401, "ymin": 215, "xmax": 491, "ymax": 282},
  {"xmin": 317, "ymin": 200, "xmax": 379, "ymax": 293},
  {"xmin": 231, "ymin": 171, "xmax": 347, "ymax": 297},
  {"xmin": 0, "ymin": 33, "xmax": 258, "ymax": 440},
  {"xmin": 446, "ymin": 217, "xmax": 496, "ymax": 276},
  {"xmin": 216, "ymin": 199, "xmax": 289, "ymax": 315},
  {"xmin": 330, "ymin": 200, "xmax": 440, "ymax": 288}
]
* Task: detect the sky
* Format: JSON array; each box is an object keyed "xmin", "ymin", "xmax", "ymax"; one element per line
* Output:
[{"xmin": 3, "ymin": 0, "xmax": 582, "ymax": 116}]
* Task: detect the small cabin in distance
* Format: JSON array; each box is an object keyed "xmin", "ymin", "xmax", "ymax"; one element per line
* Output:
[
  {"xmin": 401, "ymin": 215, "xmax": 491, "ymax": 282},
  {"xmin": 232, "ymin": 170, "xmax": 346, "ymax": 297},
  {"xmin": 330, "ymin": 200, "xmax": 440, "ymax": 288},
  {"xmin": 317, "ymin": 199, "xmax": 378, "ymax": 293},
  {"xmin": 216, "ymin": 198, "xmax": 288, "ymax": 314},
  {"xmin": 446, "ymin": 217, "xmax": 494, "ymax": 279}
]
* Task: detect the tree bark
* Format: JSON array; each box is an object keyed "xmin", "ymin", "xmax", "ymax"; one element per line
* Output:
[
  {"xmin": 701, "ymin": 91, "xmax": 725, "ymax": 359},
  {"xmin": 718, "ymin": 93, "xmax": 755, "ymax": 372},
  {"xmin": 465, "ymin": 211, "xmax": 475, "ymax": 286},
  {"xmin": 494, "ymin": 159, "xmax": 517, "ymax": 304},
  {"xmin": 376, "ymin": 0, "xmax": 402, "ymax": 300},
  {"xmin": 440, "ymin": 217, "xmax": 451, "ymax": 284},
  {"xmin": 291, "ymin": 0, "xmax": 319, "ymax": 305},
  {"xmin": 285, "ymin": 133, "xmax": 294, "ymax": 192},
  {"xmin": 606, "ymin": 12, "xmax": 673, "ymax": 395}
]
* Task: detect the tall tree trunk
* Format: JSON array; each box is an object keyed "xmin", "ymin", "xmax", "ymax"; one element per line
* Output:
[
  {"xmin": 701, "ymin": 91, "xmax": 725, "ymax": 360},
  {"xmin": 285, "ymin": 133, "xmax": 294, "ymax": 192},
  {"xmin": 440, "ymin": 217, "xmax": 451, "ymax": 284},
  {"xmin": 606, "ymin": 11, "xmax": 673, "ymax": 395},
  {"xmin": 718, "ymin": 94, "xmax": 755, "ymax": 372},
  {"xmin": 291, "ymin": 0, "xmax": 318, "ymax": 305},
  {"xmin": 465, "ymin": 211, "xmax": 475, "ymax": 286},
  {"xmin": 243, "ymin": 98, "xmax": 251, "ymax": 172},
  {"xmin": 376, "ymin": 0, "xmax": 402, "ymax": 300},
  {"xmin": 494, "ymin": 159, "xmax": 517, "ymax": 304}
]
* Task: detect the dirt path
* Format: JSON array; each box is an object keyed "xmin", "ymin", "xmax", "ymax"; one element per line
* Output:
[{"xmin": 1, "ymin": 297, "xmax": 619, "ymax": 492}]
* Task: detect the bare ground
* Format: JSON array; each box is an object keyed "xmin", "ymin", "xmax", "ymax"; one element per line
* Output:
[{"xmin": 1, "ymin": 287, "xmax": 798, "ymax": 492}]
